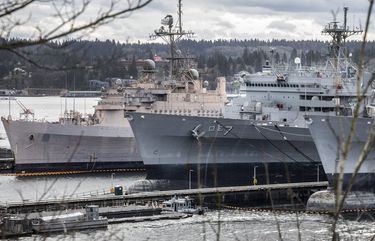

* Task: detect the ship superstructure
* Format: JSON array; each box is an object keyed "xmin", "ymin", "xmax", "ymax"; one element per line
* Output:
[{"xmin": 226, "ymin": 9, "xmax": 368, "ymax": 126}]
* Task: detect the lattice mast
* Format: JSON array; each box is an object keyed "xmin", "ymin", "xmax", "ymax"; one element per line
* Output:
[
  {"xmin": 149, "ymin": 0, "xmax": 194, "ymax": 79},
  {"xmin": 322, "ymin": 7, "xmax": 362, "ymax": 67}
]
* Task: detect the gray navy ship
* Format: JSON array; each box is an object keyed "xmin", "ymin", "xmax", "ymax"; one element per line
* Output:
[
  {"xmin": 129, "ymin": 8, "xmax": 372, "ymax": 187},
  {"xmin": 306, "ymin": 113, "xmax": 375, "ymax": 212},
  {"xmin": 1, "ymin": 1, "xmax": 228, "ymax": 173},
  {"xmin": 307, "ymin": 114, "xmax": 375, "ymax": 192}
]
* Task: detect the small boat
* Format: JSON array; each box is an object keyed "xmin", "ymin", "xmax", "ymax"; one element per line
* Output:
[
  {"xmin": 162, "ymin": 196, "xmax": 207, "ymax": 215},
  {"xmin": 31, "ymin": 205, "xmax": 108, "ymax": 233}
]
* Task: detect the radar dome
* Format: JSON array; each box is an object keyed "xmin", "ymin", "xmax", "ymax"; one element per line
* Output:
[
  {"xmin": 294, "ymin": 57, "xmax": 301, "ymax": 64},
  {"xmin": 188, "ymin": 69, "xmax": 199, "ymax": 80},
  {"xmin": 161, "ymin": 15, "xmax": 173, "ymax": 26},
  {"xmin": 143, "ymin": 59, "xmax": 156, "ymax": 71},
  {"xmin": 203, "ymin": 80, "xmax": 209, "ymax": 87}
]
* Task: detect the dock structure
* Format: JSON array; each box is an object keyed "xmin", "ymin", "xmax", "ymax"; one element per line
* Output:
[{"xmin": 0, "ymin": 182, "xmax": 328, "ymax": 214}]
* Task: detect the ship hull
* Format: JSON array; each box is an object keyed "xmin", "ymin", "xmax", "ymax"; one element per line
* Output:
[
  {"xmin": 1, "ymin": 117, "xmax": 143, "ymax": 172},
  {"xmin": 129, "ymin": 113, "xmax": 325, "ymax": 187},
  {"xmin": 307, "ymin": 115, "xmax": 375, "ymax": 191}
]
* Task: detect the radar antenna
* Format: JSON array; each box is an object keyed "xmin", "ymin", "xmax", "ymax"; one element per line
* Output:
[
  {"xmin": 322, "ymin": 7, "xmax": 363, "ymax": 86},
  {"xmin": 149, "ymin": 0, "xmax": 194, "ymax": 79},
  {"xmin": 322, "ymin": 7, "xmax": 362, "ymax": 60}
]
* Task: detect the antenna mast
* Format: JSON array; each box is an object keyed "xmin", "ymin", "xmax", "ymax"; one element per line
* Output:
[
  {"xmin": 178, "ymin": 0, "xmax": 182, "ymax": 33},
  {"xmin": 322, "ymin": 7, "xmax": 362, "ymax": 60},
  {"xmin": 322, "ymin": 7, "xmax": 363, "ymax": 86},
  {"xmin": 149, "ymin": 0, "xmax": 194, "ymax": 79}
]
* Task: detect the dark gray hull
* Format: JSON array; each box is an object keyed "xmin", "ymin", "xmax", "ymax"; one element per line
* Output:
[
  {"xmin": 129, "ymin": 113, "xmax": 325, "ymax": 187},
  {"xmin": 307, "ymin": 115, "xmax": 375, "ymax": 191}
]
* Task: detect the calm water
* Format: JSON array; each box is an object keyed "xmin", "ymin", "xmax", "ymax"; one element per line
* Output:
[
  {"xmin": 1, "ymin": 97, "xmax": 375, "ymax": 240},
  {"xmin": 14, "ymin": 209, "xmax": 375, "ymax": 241}
]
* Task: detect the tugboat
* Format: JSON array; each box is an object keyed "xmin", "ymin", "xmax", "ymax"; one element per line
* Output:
[{"xmin": 162, "ymin": 196, "xmax": 206, "ymax": 215}]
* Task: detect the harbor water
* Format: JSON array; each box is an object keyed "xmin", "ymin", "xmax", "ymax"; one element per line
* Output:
[{"xmin": 1, "ymin": 97, "xmax": 375, "ymax": 240}]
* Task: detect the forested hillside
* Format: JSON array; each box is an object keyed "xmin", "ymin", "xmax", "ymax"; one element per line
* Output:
[{"xmin": 1, "ymin": 38, "xmax": 374, "ymax": 90}]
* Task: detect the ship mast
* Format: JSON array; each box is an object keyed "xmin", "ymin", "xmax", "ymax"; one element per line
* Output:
[
  {"xmin": 321, "ymin": 7, "xmax": 362, "ymax": 76},
  {"xmin": 149, "ymin": 0, "xmax": 194, "ymax": 79}
]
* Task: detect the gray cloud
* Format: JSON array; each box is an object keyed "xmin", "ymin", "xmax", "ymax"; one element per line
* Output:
[
  {"xmin": 197, "ymin": 0, "xmax": 369, "ymax": 13},
  {"xmin": 5, "ymin": 0, "xmax": 372, "ymax": 42},
  {"xmin": 214, "ymin": 18, "xmax": 236, "ymax": 29},
  {"xmin": 267, "ymin": 21, "xmax": 296, "ymax": 31}
]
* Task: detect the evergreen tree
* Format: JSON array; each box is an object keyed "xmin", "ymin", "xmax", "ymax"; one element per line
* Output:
[
  {"xmin": 290, "ymin": 48, "xmax": 297, "ymax": 62},
  {"xmin": 242, "ymin": 47, "xmax": 250, "ymax": 65},
  {"xmin": 128, "ymin": 55, "xmax": 138, "ymax": 78},
  {"xmin": 274, "ymin": 52, "xmax": 280, "ymax": 64},
  {"xmin": 282, "ymin": 53, "xmax": 288, "ymax": 64},
  {"xmin": 197, "ymin": 54, "xmax": 206, "ymax": 69}
]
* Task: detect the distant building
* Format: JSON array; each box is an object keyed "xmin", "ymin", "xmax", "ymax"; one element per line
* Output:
[{"xmin": 88, "ymin": 80, "xmax": 110, "ymax": 89}]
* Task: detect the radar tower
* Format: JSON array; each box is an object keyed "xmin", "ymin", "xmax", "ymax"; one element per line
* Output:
[
  {"xmin": 322, "ymin": 7, "xmax": 362, "ymax": 61},
  {"xmin": 321, "ymin": 7, "xmax": 362, "ymax": 87},
  {"xmin": 149, "ymin": 0, "xmax": 194, "ymax": 79}
]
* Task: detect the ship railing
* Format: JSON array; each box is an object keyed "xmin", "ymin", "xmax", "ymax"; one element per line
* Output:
[{"xmin": 67, "ymin": 188, "xmax": 115, "ymax": 199}]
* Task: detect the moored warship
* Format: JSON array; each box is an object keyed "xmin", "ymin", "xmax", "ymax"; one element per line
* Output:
[
  {"xmin": 306, "ymin": 113, "xmax": 375, "ymax": 212},
  {"xmin": 1, "ymin": 0, "xmax": 228, "ymax": 173},
  {"xmin": 129, "ymin": 8, "xmax": 372, "ymax": 187},
  {"xmin": 307, "ymin": 114, "xmax": 375, "ymax": 191}
]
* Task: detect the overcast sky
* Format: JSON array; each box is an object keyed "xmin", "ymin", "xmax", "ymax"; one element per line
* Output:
[{"xmin": 9, "ymin": 0, "xmax": 375, "ymax": 43}]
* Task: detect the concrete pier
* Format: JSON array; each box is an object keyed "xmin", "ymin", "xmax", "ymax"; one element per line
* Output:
[{"xmin": 0, "ymin": 181, "xmax": 328, "ymax": 214}]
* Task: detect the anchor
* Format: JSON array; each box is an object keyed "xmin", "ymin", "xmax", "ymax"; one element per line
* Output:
[{"xmin": 191, "ymin": 124, "xmax": 205, "ymax": 140}]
